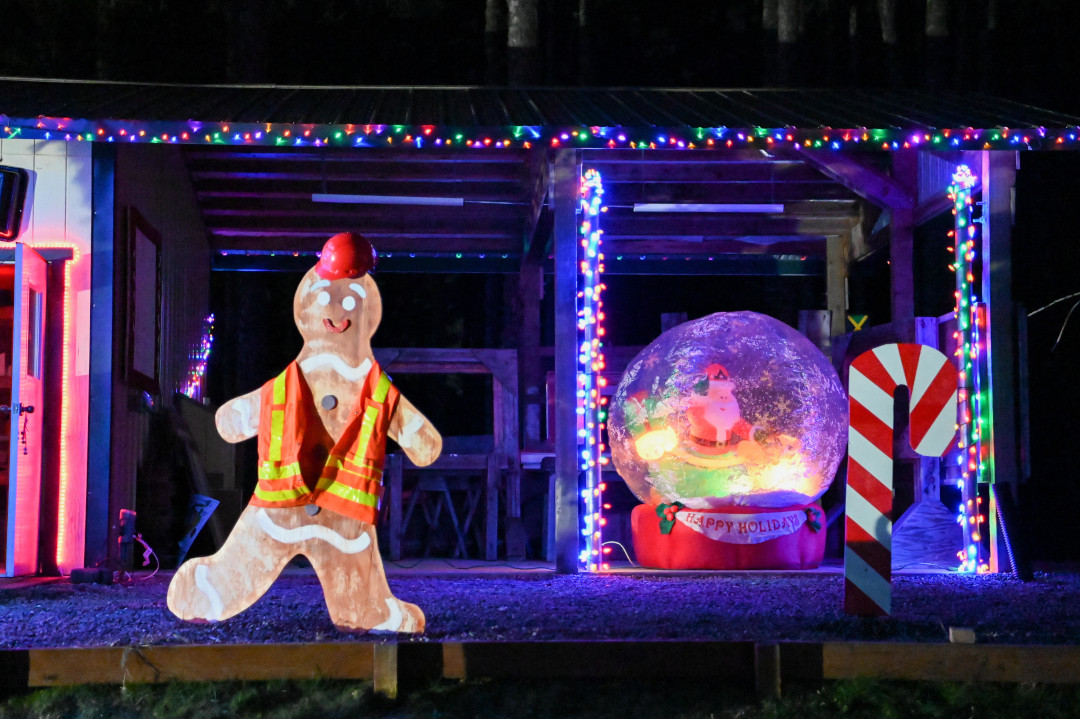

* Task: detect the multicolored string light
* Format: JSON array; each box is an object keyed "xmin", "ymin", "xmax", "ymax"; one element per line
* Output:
[
  {"xmin": 180, "ymin": 313, "xmax": 214, "ymax": 401},
  {"xmin": 5, "ymin": 119, "xmax": 1079, "ymax": 151},
  {"xmin": 577, "ymin": 168, "xmax": 609, "ymax": 572},
  {"xmin": 947, "ymin": 165, "xmax": 989, "ymax": 574}
]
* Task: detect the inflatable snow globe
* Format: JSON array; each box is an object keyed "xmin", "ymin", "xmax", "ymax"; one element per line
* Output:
[{"xmin": 608, "ymin": 311, "xmax": 848, "ymax": 569}]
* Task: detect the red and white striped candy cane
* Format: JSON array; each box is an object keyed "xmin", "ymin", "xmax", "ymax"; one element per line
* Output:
[{"xmin": 844, "ymin": 343, "xmax": 958, "ymax": 616}]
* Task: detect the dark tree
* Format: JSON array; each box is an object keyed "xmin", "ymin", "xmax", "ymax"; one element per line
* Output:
[{"xmin": 508, "ymin": 0, "xmax": 541, "ymax": 84}]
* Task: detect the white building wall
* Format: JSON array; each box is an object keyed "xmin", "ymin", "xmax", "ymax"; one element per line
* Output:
[{"xmin": 0, "ymin": 138, "xmax": 93, "ymax": 574}]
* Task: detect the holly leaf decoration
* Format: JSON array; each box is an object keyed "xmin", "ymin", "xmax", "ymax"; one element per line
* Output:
[
  {"xmin": 655, "ymin": 501, "xmax": 685, "ymax": 534},
  {"xmin": 805, "ymin": 507, "xmax": 822, "ymax": 532}
]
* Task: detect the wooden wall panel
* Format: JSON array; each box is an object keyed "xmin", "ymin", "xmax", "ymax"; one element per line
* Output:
[{"xmin": 112, "ymin": 145, "xmax": 212, "ymax": 561}]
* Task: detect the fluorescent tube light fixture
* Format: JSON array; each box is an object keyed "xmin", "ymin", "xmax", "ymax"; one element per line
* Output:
[
  {"xmin": 312, "ymin": 193, "xmax": 464, "ymax": 206},
  {"xmin": 633, "ymin": 203, "xmax": 785, "ymax": 213}
]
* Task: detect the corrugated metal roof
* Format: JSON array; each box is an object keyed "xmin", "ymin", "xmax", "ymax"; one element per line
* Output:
[{"xmin": 3, "ymin": 77, "xmax": 1079, "ymax": 150}]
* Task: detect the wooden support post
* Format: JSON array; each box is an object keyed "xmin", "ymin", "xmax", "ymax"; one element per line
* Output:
[
  {"xmin": 519, "ymin": 260, "xmax": 544, "ymax": 447},
  {"xmin": 486, "ymin": 454, "xmax": 500, "ymax": 560},
  {"xmin": 386, "ymin": 453, "xmax": 402, "ymax": 560},
  {"xmin": 981, "ymin": 151, "xmax": 1019, "ymax": 490},
  {"xmin": 491, "ymin": 354, "xmax": 524, "ymax": 559},
  {"xmin": 86, "ymin": 144, "xmax": 117, "ymax": 570},
  {"xmin": 890, "ymin": 150, "xmax": 917, "ymax": 335},
  {"xmin": 373, "ymin": 643, "xmax": 398, "ymax": 699},
  {"xmin": 754, "ymin": 642, "xmax": 782, "ymax": 699},
  {"xmin": 981, "ymin": 150, "xmax": 1020, "ymax": 572},
  {"xmin": 553, "ymin": 149, "xmax": 581, "ymax": 574},
  {"xmin": 826, "ymin": 233, "xmax": 849, "ymax": 338},
  {"xmin": 493, "ymin": 368, "xmax": 521, "ymax": 518},
  {"xmin": 372, "ymin": 643, "xmax": 442, "ymax": 700}
]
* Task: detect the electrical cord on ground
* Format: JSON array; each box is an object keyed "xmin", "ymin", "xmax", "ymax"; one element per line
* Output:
[
  {"xmin": 601, "ymin": 540, "xmax": 636, "ymax": 566},
  {"xmin": 386, "ymin": 558, "xmax": 553, "ymax": 570},
  {"xmin": 133, "ymin": 534, "xmax": 159, "ymax": 579},
  {"xmin": 892, "ymin": 561, "xmax": 961, "ymax": 571}
]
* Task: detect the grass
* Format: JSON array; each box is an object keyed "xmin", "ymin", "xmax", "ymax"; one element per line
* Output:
[{"xmin": 4, "ymin": 679, "xmax": 1080, "ymax": 719}]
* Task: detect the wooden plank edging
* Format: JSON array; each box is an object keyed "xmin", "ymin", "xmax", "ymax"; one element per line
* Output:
[
  {"xmin": 441, "ymin": 641, "xmax": 754, "ymax": 680},
  {"xmin": 4, "ymin": 641, "xmax": 1080, "ymax": 691},
  {"xmin": 25, "ymin": 643, "xmax": 377, "ymax": 687},
  {"xmin": 822, "ymin": 642, "xmax": 1080, "ymax": 684}
]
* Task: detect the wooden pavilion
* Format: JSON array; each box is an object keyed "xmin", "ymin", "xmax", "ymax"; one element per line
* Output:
[{"xmin": 1, "ymin": 77, "xmax": 1077, "ymax": 576}]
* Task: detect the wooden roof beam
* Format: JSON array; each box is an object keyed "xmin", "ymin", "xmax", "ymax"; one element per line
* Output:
[
  {"xmin": 188, "ymin": 166, "xmax": 528, "ymax": 183},
  {"xmin": 601, "ymin": 182, "xmax": 859, "ymax": 204},
  {"xmin": 605, "ymin": 238, "xmax": 826, "ymax": 255},
  {"xmin": 205, "ymin": 213, "xmax": 525, "ymax": 234},
  {"xmin": 195, "ymin": 181, "xmax": 530, "ymax": 204},
  {"xmin": 522, "ymin": 149, "xmax": 552, "ymax": 265},
  {"xmin": 210, "ymin": 235, "xmax": 521, "ymax": 253},
  {"xmin": 792, "ymin": 149, "xmax": 915, "ymax": 210},
  {"xmin": 600, "ymin": 214, "xmax": 856, "ymax": 237}
]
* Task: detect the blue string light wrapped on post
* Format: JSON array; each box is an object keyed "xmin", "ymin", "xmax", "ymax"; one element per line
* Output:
[{"xmin": 577, "ymin": 169, "xmax": 610, "ymax": 571}]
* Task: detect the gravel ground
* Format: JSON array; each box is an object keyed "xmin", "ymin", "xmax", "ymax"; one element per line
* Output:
[{"xmin": 2, "ymin": 568, "xmax": 1079, "ymax": 649}]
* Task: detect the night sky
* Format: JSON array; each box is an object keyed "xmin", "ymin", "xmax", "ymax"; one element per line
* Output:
[{"xmin": 3, "ymin": 1, "xmax": 1080, "ymax": 115}]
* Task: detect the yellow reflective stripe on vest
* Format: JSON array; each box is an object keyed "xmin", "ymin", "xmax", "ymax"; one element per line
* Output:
[
  {"xmin": 353, "ymin": 406, "xmax": 381, "ymax": 465},
  {"xmin": 316, "ymin": 462, "xmax": 382, "ymax": 492},
  {"xmin": 320, "ymin": 481, "xmax": 379, "ymax": 509},
  {"xmin": 254, "ymin": 485, "xmax": 311, "ymax": 503},
  {"xmin": 349, "ymin": 372, "xmax": 391, "ymax": 467},
  {"xmin": 258, "ymin": 461, "xmax": 302, "ymax": 481},
  {"xmin": 268, "ymin": 370, "xmax": 287, "ymax": 463},
  {"xmin": 373, "ymin": 372, "xmax": 391, "ymax": 403},
  {"xmin": 320, "ymin": 454, "xmax": 379, "ymax": 476}
]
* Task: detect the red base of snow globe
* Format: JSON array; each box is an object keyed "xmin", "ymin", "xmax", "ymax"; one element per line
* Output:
[{"xmin": 631, "ymin": 502, "xmax": 826, "ymax": 570}]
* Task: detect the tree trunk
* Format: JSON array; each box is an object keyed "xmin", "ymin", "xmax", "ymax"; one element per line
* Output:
[
  {"xmin": 777, "ymin": 0, "xmax": 799, "ymax": 85},
  {"xmin": 762, "ymin": 0, "xmax": 779, "ymax": 84},
  {"xmin": 95, "ymin": 0, "xmax": 116, "ymax": 79},
  {"xmin": 924, "ymin": 0, "xmax": 949, "ymax": 90},
  {"xmin": 848, "ymin": 2, "xmax": 860, "ymax": 81},
  {"xmin": 226, "ymin": 0, "xmax": 267, "ymax": 83},
  {"xmin": 981, "ymin": 0, "xmax": 998, "ymax": 94},
  {"xmin": 879, "ymin": 0, "xmax": 902, "ymax": 86},
  {"xmin": 508, "ymin": 0, "xmax": 542, "ymax": 85},
  {"xmin": 485, "ymin": 0, "xmax": 508, "ymax": 84},
  {"xmin": 577, "ymin": 0, "xmax": 591, "ymax": 85}
]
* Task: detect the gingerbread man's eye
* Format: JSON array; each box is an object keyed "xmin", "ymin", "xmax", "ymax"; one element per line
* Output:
[
  {"xmin": 342, "ymin": 296, "xmax": 357, "ymax": 311},
  {"xmin": 317, "ymin": 291, "xmax": 331, "ymax": 306}
]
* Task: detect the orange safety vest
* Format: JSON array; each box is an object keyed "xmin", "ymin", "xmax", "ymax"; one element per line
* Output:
[{"xmin": 250, "ymin": 360, "xmax": 399, "ymax": 524}]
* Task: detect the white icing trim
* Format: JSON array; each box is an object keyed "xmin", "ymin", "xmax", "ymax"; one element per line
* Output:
[
  {"xmin": 371, "ymin": 598, "xmax": 403, "ymax": 632},
  {"xmin": 194, "ymin": 564, "xmax": 225, "ymax": 621},
  {"xmin": 309, "ymin": 279, "xmax": 331, "ymax": 292},
  {"xmin": 255, "ymin": 509, "xmax": 372, "ymax": 554},
  {"xmin": 348, "ymin": 282, "xmax": 367, "ymax": 299},
  {"xmin": 396, "ymin": 414, "xmax": 424, "ymax": 449},
  {"xmin": 299, "ymin": 355, "xmax": 373, "ymax": 382}
]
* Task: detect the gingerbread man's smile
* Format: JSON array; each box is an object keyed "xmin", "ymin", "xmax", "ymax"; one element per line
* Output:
[{"xmin": 323, "ymin": 317, "xmax": 351, "ymax": 333}]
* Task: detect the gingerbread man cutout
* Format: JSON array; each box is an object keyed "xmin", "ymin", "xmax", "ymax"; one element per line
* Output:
[{"xmin": 167, "ymin": 232, "xmax": 442, "ymax": 633}]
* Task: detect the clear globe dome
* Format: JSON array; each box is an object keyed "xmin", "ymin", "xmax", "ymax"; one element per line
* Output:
[{"xmin": 609, "ymin": 311, "xmax": 848, "ymax": 509}]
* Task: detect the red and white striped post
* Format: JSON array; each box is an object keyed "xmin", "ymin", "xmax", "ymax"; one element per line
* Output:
[{"xmin": 844, "ymin": 343, "xmax": 958, "ymax": 616}]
